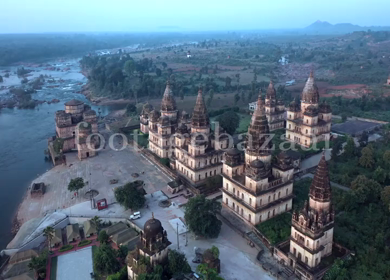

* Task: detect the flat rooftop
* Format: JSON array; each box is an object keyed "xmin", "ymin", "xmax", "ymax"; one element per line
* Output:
[{"xmin": 332, "ymin": 120, "xmax": 382, "ymax": 135}]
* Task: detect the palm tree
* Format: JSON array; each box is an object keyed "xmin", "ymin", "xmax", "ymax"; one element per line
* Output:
[
  {"xmin": 43, "ymin": 226, "xmax": 54, "ymax": 250},
  {"xmin": 91, "ymin": 216, "xmax": 101, "ymax": 232}
]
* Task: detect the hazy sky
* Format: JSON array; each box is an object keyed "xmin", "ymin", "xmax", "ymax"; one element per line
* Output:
[{"xmin": 1, "ymin": 0, "xmax": 389, "ymax": 33}]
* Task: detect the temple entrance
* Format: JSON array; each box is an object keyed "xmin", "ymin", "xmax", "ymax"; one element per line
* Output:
[
  {"xmin": 86, "ymin": 152, "xmax": 90, "ymax": 157},
  {"xmin": 290, "ymin": 259, "xmax": 293, "ymax": 267}
]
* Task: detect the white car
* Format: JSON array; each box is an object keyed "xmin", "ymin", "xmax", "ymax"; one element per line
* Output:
[{"xmin": 130, "ymin": 212, "xmax": 141, "ymax": 220}]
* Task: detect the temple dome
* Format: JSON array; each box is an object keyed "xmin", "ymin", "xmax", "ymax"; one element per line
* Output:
[
  {"xmin": 144, "ymin": 215, "xmax": 163, "ymax": 239},
  {"xmin": 226, "ymin": 148, "xmax": 240, "ymax": 156},
  {"xmin": 301, "ymin": 71, "xmax": 319, "ymax": 104},
  {"xmin": 304, "ymin": 105, "xmax": 318, "ymax": 116},
  {"xmin": 319, "ymin": 101, "xmax": 332, "ymax": 113},
  {"xmin": 141, "ymin": 103, "xmax": 153, "ymax": 116},
  {"xmin": 150, "ymin": 110, "xmax": 159, "ymax": 121},
  {"xmin": 289, "ymin": 99, "xmax": 300, "ymax": 112},
  {"xmin": 250, "ymin": 159, "xmax": 265, "ymax": 169}
]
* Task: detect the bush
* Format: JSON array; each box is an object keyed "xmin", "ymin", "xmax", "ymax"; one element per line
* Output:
[
  {"xmin": 59, "ymin": 244, "xmax": 74, "ymax": 252},
  {"xmin": 256, "ymin": 212, "xmax": 292, "ymax": 245},
  {"xmin": 78, "ymin": 240, "xmax": 92, "ymax": 247}
]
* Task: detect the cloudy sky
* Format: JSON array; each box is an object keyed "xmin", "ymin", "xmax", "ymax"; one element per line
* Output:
[{"xmin": 1, "ymin": 0, "xmax": 389, "ymax": 33}]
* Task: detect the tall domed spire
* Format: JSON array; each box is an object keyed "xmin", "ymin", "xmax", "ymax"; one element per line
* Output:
[
  {"xmin": 266, "ymin": 80, "xmax": 276, "ymax": 100},
  {"xmin": 301, "ymin": 71, "xmax": 319, "ymax": 104},
  {"xmin": 247, "ymin": 92, "xmax": 272, "ymax": 154},
  {"xmin": 191, "ymin": 87, "xmax": 210, "ymax": 129},
  {"xmin": 161, "ymin": 81, "xmax": 177, "ymax": 112},
  {"xmin": 309, "ymin": 152, "xmax": 331, "ymax": 202}
]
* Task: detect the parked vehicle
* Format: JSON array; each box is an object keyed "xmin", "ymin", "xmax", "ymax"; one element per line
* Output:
[{"xmin": 130, "ymin": 211, "xmax": 141, "ymax": 220}]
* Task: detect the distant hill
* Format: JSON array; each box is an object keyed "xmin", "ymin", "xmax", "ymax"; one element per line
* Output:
[{"xmin": 305, "ymin": 20, "xmax": 390, "ymax": 34}]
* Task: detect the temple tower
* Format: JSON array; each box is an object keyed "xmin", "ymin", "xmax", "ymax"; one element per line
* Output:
[
  {"xmin": 288, "ymin": 153, "xmax": 334, "ymax": 276},
  {"xmin": 286, "ymin": 72, "xmax": 331, "ymax": 147},
  {"xmin": 264, "ymin": 81, "xmax": 285, "ymax": 131}
]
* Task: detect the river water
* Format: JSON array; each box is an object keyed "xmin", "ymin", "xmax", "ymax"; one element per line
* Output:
[{"xmin": 0, "ymin": 59, "xmax": 120, "ymax": 250}]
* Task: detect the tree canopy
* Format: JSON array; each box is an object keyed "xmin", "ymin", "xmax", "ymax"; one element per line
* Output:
[
  {"xmin": 93, "ymin": 244, "xmax": 120, "ymax": 275},
  {"xmin": 184, "ymin": 195, "xmax": 222, "ymax": 238},
  {"xmin": 215, "ymin": 111, "xmax": 240, "ymax": 135},
  {"xmin": 67, "ymin": 177, "xmax": 85, "ymax": 194},
  {"xmin": 98, "ymin": 230, "xmax": 110, "ymax": 244},
  {"xmin": 114, "ymin": 181, "xmax": 146, "ymax": 210},
  {"xmin": 168, "ymin": 250, "xmax": 192, "ymax": 277}
]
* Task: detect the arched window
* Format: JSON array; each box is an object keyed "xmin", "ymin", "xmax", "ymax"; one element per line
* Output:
[
  {"xmin": 226, "ymin": 183, "xmax": 228, "ymax": 189},
  {"xmin": 260, "ymin": 199, "xmax": 262, "ymax": 205},
  {"xmin": 225, "ymin": 198, "xmax": 228, "ymax": 204},
  {"xmin": 273, "ymin": 209, "xmax": 275, "ymax": 216},
  {"xmin": 268, "ymin": 196, "xmax": 271, "ymax": 202},
  {"xmin": 249, "ymin": 198, "xmax": 252, "ymax": 205},
  {"xmin": 241, "ymin": 193, "xmax": 244, "ymax": 199},
  {"xmin": 267, "ymin": 211, "xmax": 270, "ymax": 218},
  {"xmin": 249, "ymin": 214, "xmax": 251, "ymax": 222},
  {"xmin": 286, "ymin": 188, "xmax": 289, "ymax": 195},
  {"xmin": 278, "ymin": 192, "xmax": 281, "ymax": 198}
]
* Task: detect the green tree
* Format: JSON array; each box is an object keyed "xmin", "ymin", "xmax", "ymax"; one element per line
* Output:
[
  {"xmin": 196, "ymin": 264, "xmax": 224, "ymax": 280},
  {"xmin": 324, "ymin": 259, "xmax": 349, "ymax": 280},
  {"xmin": 383, "ymin": 150, "xmax": 390, "ymax": 168},
  {"xmin": 359, "ymin": 145, "xmax": 375, "ymax": 168},
  {"xmin": 216, "ymin": 111, "xmax": 240, "ymax": 135},
  {"xmin": 28, "ymin": 251, "xmax": 47, "ymax": 279},
  {"xmin": 373, "ymin": 166, "xmax": 387, "ymax": 183},
  {"xmin": 0, "ymin": 75, "xmax": 3, "ymax": 82},
  {"xmin": 117, "ymin": 245, "xmax": 128, "ymax": 262},
  {"xmin": 126, "ymin": 103, "xmax": 137, "ymax": 116},
  {"xmin": 350, "ymin": 175, "xmax": 382, "ymax": 204},
  {"xmin": 161, "ymin": 62, "xmax": 167, "ymax": 70},
  {"xmin": 67, "ymin": 177, "xmax": 85, "ymax": 194},
  {"xmin": 381, "ymin": 186, "xmax": 390, "ymax": 209},
  {"xmin": 124, "ymin": 60, "xmax": 135, "ymax": 77},
  {"xmin": 341, "ymin": 113, "xmax": 347, "ymax": 122},
  {"xmin": 115, "ymin": 181, "xmax": 146, "ymax": 210},
  {"xmin": 91, "ymin": 216, "xmax": 102, "ymax": 232},
  {"xmin": 210, "ymin": 246, "xmax": 220, "ymax": 259},
  {"xmin": 155, "ymin": 68, "xmax": 162, "ymax": 77},
  {"xmin": 184, "ymin": 195, "xmax": 222, "ymax": 238},
  {"xmin": 344, "ymin": 137, "xmax": 356, "ymax": 158},
  {"xmin": 241, "ymin": 91, "xmax": 246, "ymax": 103},
  {"xmin": 94, "ymin": 243, "xmax": 120, "ymax": 274},
  {"xmin": 234, "ymin": 93, "xmax": 240, "ymax": 105},
  {"xmin": 107, "ymin": 266, "xmax": 128, "ymax": 280},
  {"xmin": 168, "ymin": 250, "xmax": 192, "ymax": 277},
  {"xmin": 331, "ymin": 138, "xmax": 343, "ymax": 160},
  {"xmin": 225, "ymin": 76, "xmax": 231, "ymax": 89},
  {"xmin": 43, "ymin": 226, "xmax": 55, "ymax": 249},
  {"xmin": 359, "ymin": 131, "xmax": 369, "ymax": 147},
  {"xmin": 98, "ymin": 230, "xmax": 110, "ymax": 244},
  {"xmin": 138, "ymin": 265, "xmax": 163, "ymax": 280}
]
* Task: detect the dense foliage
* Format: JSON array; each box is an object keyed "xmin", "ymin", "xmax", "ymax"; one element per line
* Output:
[
  {"xmin": 215, "ymin": 111, "xmax": 240, "ymax": 135},
  {"xmin": 93, "ymin": 244, "xmax": 120, "ymax": 275},
  {"xmin": 168, "ymin": 250, "xmax": 192, "ymax": 277},
  {"xmin": 184, "ymin": 195, "xmax": 222, "ymax": 238},
  {"xmin": 67, "ymin": 177, "xmax": 85, "ymax": 194},
  {"xmin": 114, "ymin": 181, "xmax": 146, "ymax": 210}
]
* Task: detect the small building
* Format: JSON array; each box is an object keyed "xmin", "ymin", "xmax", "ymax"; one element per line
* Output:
[
  {"xmin": 66, "ymin": 224, "xmax": 80, "ymax": 243},
  {"xmin": 30, "ymin": 183, "xmax": 45, "ymax": 198},
  {"xmin": 105, "ymin": 222, "xmax": 128, "ymax": 237},
  {"xmin": 187, "ymin": 51, "xmax": 192, "ymax": 58},
  {"xmin": 127, "ymin": 214, "xmax": 171, "ymax": 280},
  {"xmin": 83, "ymin": 221, "xmax": 97, "ymax": 238},
  {"xmin": 248, "ymin": 101, "xmax": 257, "ymax": 112},
  {"xmin": 167, "ymin": 179, "xmax": 183, "ymax": 194},
  {"xmin": 111, "ymin": 228, "xmax": 138, "ymax": 247},
  {"xmin": 286, "ymin": 79, "xmax": 296, "ymax": 86},
  {"xmin": 51, "ymin": 228, "xmax": 63, "ymax": 247}
]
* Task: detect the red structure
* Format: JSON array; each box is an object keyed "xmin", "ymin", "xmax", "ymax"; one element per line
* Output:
[{"xmin": 96, "ymin": 198, "xmax": 108, "ymax": 210}]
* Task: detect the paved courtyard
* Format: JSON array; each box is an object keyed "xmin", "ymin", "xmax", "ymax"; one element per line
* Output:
[
  {"xmin": 132, "ymin": 192, "xmax": 274, "ymax": 280},
  {"xmin": 17, "ymin": 141, "xmax": 172, "ymax": 223},
  {"xmin": 57, "ymin": 247, "xmax": 93, "ymax": 280}
]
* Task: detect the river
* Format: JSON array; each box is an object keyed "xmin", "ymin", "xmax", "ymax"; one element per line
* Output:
[{"xmin": 0, "ymin": 58, "xmax": 121, "ymax": 250}]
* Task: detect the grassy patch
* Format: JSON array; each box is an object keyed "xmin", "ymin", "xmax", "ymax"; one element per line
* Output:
[
  {"xmin": 50, "ymin": 256, "xmax": 58, "ymax": 280},
  {"xmin": 236, "ymin": 113, "xmax": 251, "ymax": 133},
  {"xmin": 256, "ymin": 212, "xmax": 292, "ymax": 245},
  {"xmin": 78, "ymin": 240, "xmax": 92, "ymax": 247},
  {"xmin": 58, "ymin": 244, "xmax": 73, "ymax": 252}
]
